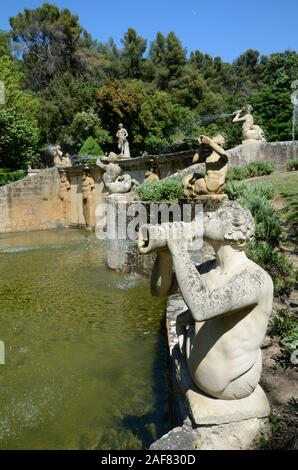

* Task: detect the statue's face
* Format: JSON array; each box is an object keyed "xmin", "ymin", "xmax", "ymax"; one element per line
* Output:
[{"xmin": 203, "ymin": 211, "xmax": 228, "ymax": 243}]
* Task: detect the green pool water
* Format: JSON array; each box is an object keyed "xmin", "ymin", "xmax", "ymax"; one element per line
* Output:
[{"xmin": 0, "ymin": 230, "xmax": 168, "ymax": 450}]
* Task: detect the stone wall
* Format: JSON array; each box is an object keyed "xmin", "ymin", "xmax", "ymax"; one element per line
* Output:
[
  {"xmin": 0, "ymin": 168, "xmax": 64, "ymax": 233},
  {"xmin": 226, "ymin": 140, "xmax": 298, "ymax": 167}
]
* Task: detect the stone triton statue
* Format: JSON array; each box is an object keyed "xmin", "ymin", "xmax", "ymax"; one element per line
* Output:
[
  {"xmin": 82, "ymin": 166, "xmax": 95, "ymax": 230},
  {"xmin": 138, "ymin": 201, "xmax": 273, "ymax": 400},
  {"xmin": 233, "ymin": 105, "xmax": 266, "ymax": 143},
  {"xmin": 183, "ymin": 135, "xmax": 229, "ymax": 199},
  {"xmin": 96, "ymin": 157, "xmax": 139, "ymax": 194}
]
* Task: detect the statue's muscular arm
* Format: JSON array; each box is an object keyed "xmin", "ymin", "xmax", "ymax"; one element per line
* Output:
[{"xmin": 169, "ymin": 244, "xmax": 261, "ymax": 322}]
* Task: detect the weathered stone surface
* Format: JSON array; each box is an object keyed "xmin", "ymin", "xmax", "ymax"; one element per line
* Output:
[
  {"xmin": 0, "ymin": 168, "xmax": 65, "ymax": 233},
  {"xmin": 226, "ymin": 141, "xmax": 298, "ymax": 167},
  {"xmin": 150, "ymin": 418, "xmax": 270, "ymax": 451},
  {"xmin": 186, "ymin": 382, "xmax": 270, "ymax": 426}
]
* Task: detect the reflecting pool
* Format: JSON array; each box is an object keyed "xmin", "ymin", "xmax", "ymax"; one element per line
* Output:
[{"xmin": 0, "ymin": 230, "xmax": 167, "ymax": 450}]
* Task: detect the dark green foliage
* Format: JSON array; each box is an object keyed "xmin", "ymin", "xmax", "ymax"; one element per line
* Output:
[
  {"xmin": 0, "ymin": 169, "xmax": 26, "ymax": 186},
  {"xmin": 246, "ymin": 242, "xmax": 295, "ymax": 296},
  {"xmin": 227, "ymin": 161, "xmax": 276, "ymax": 181},
  {"xmin": 10, "ymin": 3, "xmax": 86, "ymax": 90},
  {"xmin": 0, "ymin": 107, "xmax": 40, "ymax": 169},
  {"xmin": 225, "ymin": 180, "xmax": 275, "ymax": 201},
  {"xmin": 136, "ymin": 177, "xmax": 183, "ymax": 203},
  {"xmin": 2, "ymin": 4, "xmax": 298, "ymax": 167},
  {"xmin": 287, "ymin": 159, "xmax": 298, "ymax": 171},
  {"xmin": 79, "ymin": 137, "xmax": 103, "ymax": 156},
  {"xmin": 226, "ymin": 179, "xmax": 294, "ymax": 296},
  {"xmin": 238, "ymin": 196, "xmax": 282, "ymax": 245}
]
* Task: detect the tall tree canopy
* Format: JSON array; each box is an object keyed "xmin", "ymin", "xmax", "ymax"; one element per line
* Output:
[{"xmin": 0, "ymin": 2, "xmax": 296, "ymax": 167}]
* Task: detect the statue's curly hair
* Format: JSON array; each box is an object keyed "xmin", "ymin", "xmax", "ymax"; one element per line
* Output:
[{"xmin": 215, "ymin": 201, "xmax": 255, "ymax": 248}]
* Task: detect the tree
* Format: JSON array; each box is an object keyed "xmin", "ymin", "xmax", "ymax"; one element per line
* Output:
[
  {"xmin": 121, "ymin": 28, "xmax": 147, "ymax": 79},
  {"xmin": 79, "ymin": 136, "xmax": 103, "ymax": 156},
  {"xmin": 38, "ymin": 72, "xmax": 98, "ymax": 147},
  {"xmin": 149, "ymin": 32, "xmax": 186, "ymax": 89},
  {"xmin": 0, "ymin": 30, "xmax": 11, "ymax": 57},
  {"xmin": 10, "ymin": 3, "xmax": 85, "ymax": 90},
  {"xmin": 0, "ymin": 56, "xmax": 40, "ymax": 168},
  {"xmin": 69, "ymin": 110, "xmax": 111, "ymax": 152},
  {"xmin": 0, "ymin": 107, "xmax": 40, "ymax": 168}
]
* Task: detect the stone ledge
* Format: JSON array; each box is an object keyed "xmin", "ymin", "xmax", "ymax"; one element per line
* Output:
[{"xmin": 150, "ymin": 418, "xmax": 270, "ymax": 450}]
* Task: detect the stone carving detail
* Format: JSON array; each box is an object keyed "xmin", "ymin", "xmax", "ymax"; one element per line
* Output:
[
  {"xmin": 145, "ymin": 159, "xmax": 160, "ymax": 183},
  {"xmin": 138, "ymin": 201, "xmax": 273, "ymax": 402},
  {"xmin": 116, "ymin": 123, "xmax": 131, "ymax": 159},
  {"xmin": 59, "ymin": 170, "xmax": 71, "ymax": 226},
  {"xmin": 183, "ymin": 135, "xmax": 229, "ymax": 200},
  {"xmin": 96, "ymin": 157, "xmax": 139, "ymax": 194},
  {"xmin": 82, "ymin": 166, "xmax": 95, "ymax": 230},
  {"xmin": 53, "ymin": 145, "xmax": 72, "ymax": 167},
  {"xmin": 233, "ymin": 105, "xmax": 266, "ymax": 143}
]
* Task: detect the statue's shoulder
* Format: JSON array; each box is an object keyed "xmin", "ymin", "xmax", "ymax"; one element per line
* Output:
[{"xmin": 242, "ymin": 259, "xmax": 274, "ymax": 290}]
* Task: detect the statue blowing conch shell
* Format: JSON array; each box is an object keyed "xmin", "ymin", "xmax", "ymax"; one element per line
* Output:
[{"xmin": 138, "ymin": 201, "xmax": 273, "ymax": 402}]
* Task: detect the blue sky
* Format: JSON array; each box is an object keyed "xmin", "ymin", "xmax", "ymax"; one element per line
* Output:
[{"xmin": 1, "ymin": 0, "xmax": 297, "ymax": 62}]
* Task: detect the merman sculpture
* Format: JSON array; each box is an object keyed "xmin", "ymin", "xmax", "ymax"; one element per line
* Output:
[
  {"xmin": 233, "ymin": 105, "xmax": 266, "ymax": 143},
  {"xmin": 138, "ymin": 201, "xmax": 273, "ymax": 401},
  {"xmin": 183, "ymin": 135, "xmax": 229, "ymax": 200},
  {"xmin": 96, "ymin": 157, "xmax": 139, "ymax": 194}
]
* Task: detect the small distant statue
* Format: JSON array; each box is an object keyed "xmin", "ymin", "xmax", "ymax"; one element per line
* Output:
[
  {"xmin": 116, "ymin": 123, "xmax": 131, "ymax": 159},
  {"xmin": 62, "ymin": 153, "xmax": 72, "ymax": 166},
  {"xmin": 138, "ymin": 201, "xmax": 273, "ymax": 401},
  {"xmin": 59, "ymin": 170, "xmax": 71, "ymax": 226},
  {"xmin": 233, "ymin": 105, "xmax": 266, "ymax": 143},
  {"xmin": 53, "ymin": 145, "xmax": 72, "ymax": 167},
  {"xmin": 82, "ymin": 166, "xmax": 95, "ymax": 230},
  {"xmin": 145, "ymin": 159, "xmax": 160, "ymax": 183},
  {"xmin": 183, "ymin": 135, "xmax": 229, "ymax": 199},
  {"xmin": 96, "ymin": 157, "xmax": 139, "ymax": 194},
  {"xmin": 53, "ymin": 145, "xmax": 64, "ymax": 166},
  {"xmin": 145, "ymin": 170, "xmax": 160, "ymax": 183}
]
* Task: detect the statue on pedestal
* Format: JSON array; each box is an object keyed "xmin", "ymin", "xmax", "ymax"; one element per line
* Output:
[
  {"xmin": 82, "ymin": 166, "xmax": 95, "ymax": 230},
  {"xmin": 53, "ymin": 145, "xmax": 72, "ymax": 167},
  {"xmin": 59, "ymin": 170, "xmax": 71, "ymax": 226},
  {"xmin": 138, "ymin": 201, "xmax": 273, "ymax": 402},
  {"xmin": 96, "ymin": 157, "xmax": 139, "ymax": 194},
  {"xmin": 183, "ymin": 135, "xmax": 229, "ymax": 201},
  {"xmin": 116, "ymin": 123, "xmax": 131, "ymax": 159},
  {"xmin": 233, "ymin": 105, "xmax": 266, "ymax": 143}
]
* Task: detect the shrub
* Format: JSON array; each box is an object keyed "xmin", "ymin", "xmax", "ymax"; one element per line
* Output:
[
  {"xmin": 227, "ymin": 161, "xmax": 276, "ymax": 181},
  {"xmin": 238, "ymin": 195, "xmax": 283, "ymax": 245},
  {"xmin": 287, "ymin": 159, "xmax": 298, "ymax": 171},
  {"xmin": 225, "ymin": 181, "xmax": 281, "ymax": 245},
  {"xmin": 0, "ymin": 169, "xmax": 26, "ymax": 187},
  {"xmin": 79, "ymin": 136, "xmax": 103, "ymax": 156},
  {"xmin": 225, "ymin": 181, "xmax": 275, "ymax": 202},
  {"xmin": 246, "ymin": 242, "xmax": 296, "ymax": 296},
  {"xmin": 136, "ymin": 177, "xmax": 184, "ymax": 203}
]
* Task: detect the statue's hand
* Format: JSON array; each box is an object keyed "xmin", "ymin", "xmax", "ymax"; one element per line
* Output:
[{"xmin": 200, "ymin": 135, "xmax": 212, "ymax": 146}]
